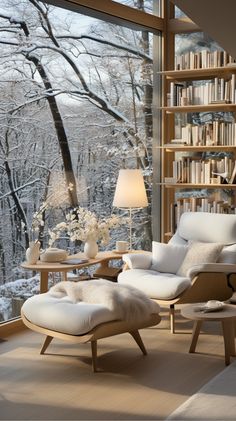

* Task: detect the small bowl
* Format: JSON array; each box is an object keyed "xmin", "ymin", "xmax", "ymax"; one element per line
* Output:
[{"xmin": 40, "ymin": 248, "xmax": 68, "ymax": 262}]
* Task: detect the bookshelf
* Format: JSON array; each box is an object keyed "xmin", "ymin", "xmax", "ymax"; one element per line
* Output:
[
  {"xmin": 163, "ymin": 104, "xmax": 236, "ymax": 113},
  {"xmin": 161, "ymin": 64, "xmax": 236, "ymax": 240}
]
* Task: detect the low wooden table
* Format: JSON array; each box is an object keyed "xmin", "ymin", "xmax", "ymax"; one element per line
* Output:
[
  {"xmin": 181, "ymin": 303, "xmax": 236, "ymax": 366},
  {"xmin": 21, "ymin": 251, "xmax": 126, "ymax": 293}
]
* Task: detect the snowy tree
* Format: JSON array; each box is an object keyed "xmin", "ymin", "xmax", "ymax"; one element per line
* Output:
[{"xmin": 0, "ymin": 0, "xmax": 154, "ymax": 290}]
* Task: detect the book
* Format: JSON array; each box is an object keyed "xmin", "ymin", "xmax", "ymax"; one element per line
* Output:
[
  {"xmin": 209, "ymin": 99, "xmax": 231, "ymax": 104},
  {"xmin": 229, "ymin": 162, "xmax": 236, "ymax": 184},
  {"xmin": 60, "ymin": 258, "xmax": 89, "ymax": 265},
  {"xmin": 168, "ymin": 140, "xmax": 187, "ymax": 145},
  {"xmin": 164, "ymin": 177, "xmax": 176, "ymax": 183}
]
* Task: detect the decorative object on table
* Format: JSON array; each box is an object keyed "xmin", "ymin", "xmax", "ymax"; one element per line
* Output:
[
  {"xmin": 113, "ymin": 169, "xmax": 148, "ymax": 250},
  {"xmin": 83, "ymin": 239, "xmax": 99, "ymax": 259},
  {"xmin": 116, "ymin": 240, "xmax": 129, "ymax": 253},
  {"xmin": 25, "ymin": 240, "xmax": 41, "ymax": 264},
  {"xmin": 60, "ymin": 258, "xmax": 89, "ymax": 265},
  {"xmin": 48, "ymin": 206, "xmax": 126, "ymax": 259},
  {"xmin": 194, "ymin": 300, "xmax": 225, "ymax": 313},
  {"xmin": 40, "ymin": 247, "xmax": 68, "ymax": 263}
]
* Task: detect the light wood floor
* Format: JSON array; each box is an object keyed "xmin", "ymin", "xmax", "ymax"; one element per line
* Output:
[{"xmin": 0, "ymin": 307, "xmax": 233, "ymax": 420}]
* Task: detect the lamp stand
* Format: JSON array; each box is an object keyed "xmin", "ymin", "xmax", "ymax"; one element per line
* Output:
[{"xmin": 129, "ymin": 207, "xmax": 132, "ymax": 251}]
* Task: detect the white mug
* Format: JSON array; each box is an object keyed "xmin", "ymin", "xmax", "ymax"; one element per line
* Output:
[{"xmin": 116, "ymin": 241, "xmax": 129, "ymax": 253}]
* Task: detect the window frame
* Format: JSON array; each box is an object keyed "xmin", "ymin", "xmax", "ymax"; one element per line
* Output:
[
  {"xmin": 0, "ymin": 0, "xmax": 163, "ymax": 335},
  {"xmin": 0, "ymin": 0, "xmax": 201, "ymax": 335}
]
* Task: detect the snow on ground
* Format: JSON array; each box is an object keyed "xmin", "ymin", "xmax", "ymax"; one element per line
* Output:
[
  {"xmin": 0, "ymin": 269, "xmax": 90, "ymax": 321},
  {"xmin": 0, "ymin": 275, "xmax": 41, "ymax": 321}
]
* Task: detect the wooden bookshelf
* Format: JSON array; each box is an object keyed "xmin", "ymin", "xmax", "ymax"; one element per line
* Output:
[{"xmin": 161, "ymin": 63, "xmax": 236, "ymax": 240}]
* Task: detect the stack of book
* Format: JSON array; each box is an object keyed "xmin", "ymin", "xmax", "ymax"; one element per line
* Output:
[
  {"xmin": 169, "ymin": 120, "xmax": 236, "ymax": 146},
  {"xmin": 170, "ymin": 198, "xmax": 236, "ymax": 233},
  {"xmin": 168, "ymin": 76, "xmax": 236, "ymax": 107},
  {"xmin": 165, "ymin": 156, "xmax": 236, "ymax": 185},
  {"xmin": 175, "ymin": 50, "xmax": 236, "ymax": 71}
]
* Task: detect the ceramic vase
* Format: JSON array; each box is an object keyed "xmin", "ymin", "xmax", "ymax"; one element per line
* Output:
[
  {"xmin": 26, "ymin": 241, "xmax": 40, "ymax": 264},
  {"xmin": 84, "ymin": 240, "xmax": 98, "ymax": 259}
]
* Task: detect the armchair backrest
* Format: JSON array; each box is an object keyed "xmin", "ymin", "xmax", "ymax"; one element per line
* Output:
[{"xmin": 171, "ymin": 212, "xmax": 236, "ymax": 245}]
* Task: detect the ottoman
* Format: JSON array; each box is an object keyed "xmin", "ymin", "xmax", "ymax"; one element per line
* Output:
[{"xmin": 21, "ymin": 282, "xmax": 161, "ymax": 371}]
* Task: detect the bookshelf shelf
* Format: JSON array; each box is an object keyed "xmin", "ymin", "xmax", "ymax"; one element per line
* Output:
[
  {"xmin": 160, "ymin": 66, "xmax": 236, "ymax": 81},
  {"xmin": 162, "ymin": 104, "xmax": 236, "ymax": 113},
  {"xmin": 163, "ymin": 145, "xmax": 236, "ymax": 152},
  {"xmin": 163, "ymin": 183, "xmax": 236, "ymax": 189}
]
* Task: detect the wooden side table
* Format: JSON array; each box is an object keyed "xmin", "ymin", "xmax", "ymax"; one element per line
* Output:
[
  {"xmin": 181, "ymin": 303, "xmax": 236, "ymax": 365},
  {"xmin": 21, "ymin": 250, "xmax": 148, "ymax": 293},
  {"xmin": 21, "ymin": 251, "xmax": 125, "ymax": 293}
]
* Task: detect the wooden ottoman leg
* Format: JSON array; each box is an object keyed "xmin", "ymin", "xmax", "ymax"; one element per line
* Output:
[
  {"xmin": 129, "ymin": 330, "xmax": 147, "ymax": 355},
  {"xmin": 40, "ymin": 335, "xmax": 53, "ymax": 354},
  {"xmin": 91, "ymin": 340, "xmax": 98, "ymax": 372}
]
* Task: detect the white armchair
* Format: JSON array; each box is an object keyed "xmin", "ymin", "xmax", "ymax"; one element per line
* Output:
[{"xmin": 118, "ymin": 212, "xmax": 236, "ymax": 333}]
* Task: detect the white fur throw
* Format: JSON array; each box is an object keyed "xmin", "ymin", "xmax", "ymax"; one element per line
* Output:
[{"xmin": 49, "ymin": 279, "xmax": 160, "ymax": 322}]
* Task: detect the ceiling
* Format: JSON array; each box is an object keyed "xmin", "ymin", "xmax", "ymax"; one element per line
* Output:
[{"xmin": 172, "ymin": 0, "xmax": 236, "ymax": 60}]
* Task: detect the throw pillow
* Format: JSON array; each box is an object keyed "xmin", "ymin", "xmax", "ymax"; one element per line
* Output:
[
  {"xmin": 218, "ymin": 244, "xmax": 236, "ymax": 264},
  {"xmin": 151, "ymin": 241, "xmax": 188, "ymax": 274},
  {"xmin": 123, "ymin": 253, "xmax": 152, "ymax": 270},
  {"xmin": 177, "ymin": 241, "xmax": 224, "ymax": 277}
]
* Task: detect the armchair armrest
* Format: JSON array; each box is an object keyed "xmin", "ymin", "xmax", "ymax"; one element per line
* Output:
[
  {"xmin": 187, "ymin": 263, "xmax": 236, "ymax": 279},
  {"xmin": 122, "ymin": 252, "xmax": 152, "ymax": 270}
]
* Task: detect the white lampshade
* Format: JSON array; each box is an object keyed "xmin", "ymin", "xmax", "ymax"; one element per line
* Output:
[{"xmin": 113, "ymin": 169, "xmax": 148, "ymax": 208}]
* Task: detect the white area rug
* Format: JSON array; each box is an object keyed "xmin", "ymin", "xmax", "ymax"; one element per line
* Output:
[{"xmin": 167, "ymin": 361, "xmax": 236, "ymax": 420}]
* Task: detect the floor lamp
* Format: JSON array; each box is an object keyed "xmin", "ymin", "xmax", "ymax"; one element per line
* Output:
[{"xmin": 113, "ymin": 169, "xmax": 148, "ymax": 250}]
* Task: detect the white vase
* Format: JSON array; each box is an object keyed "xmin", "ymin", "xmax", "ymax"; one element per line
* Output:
[
  {"xmin": 84, "ymin": 240, "xmax": 98, "ymax": 259},
  {"xmin": 26, "ymin": 241, "xmax": 40, "ymax": 264}
]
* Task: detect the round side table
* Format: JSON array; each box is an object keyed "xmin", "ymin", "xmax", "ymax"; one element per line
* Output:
[{"xmin": 181, "ymin": 303, "xmax": 236, "ymax": 365}]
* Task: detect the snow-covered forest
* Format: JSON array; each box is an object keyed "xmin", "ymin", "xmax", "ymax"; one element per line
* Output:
[{"xmin": 0, "ymin": 0, "xmax": 154, "ymax": 321}]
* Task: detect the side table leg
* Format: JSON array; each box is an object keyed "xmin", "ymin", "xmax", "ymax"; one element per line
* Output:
[
  {"xmin": 222, "ymin": 320, "xmax": 235, "ymax": 366},
  {"xmin": 189, "ymin": 320, "xmax": 202, "ymax": 353},
  {"xmin": 40, "ymin": 272, "xmax": 49, "ymax": 293},
  {"xmin": 62, "ymin": 272, "xmax": 67, "ymax": 281}
]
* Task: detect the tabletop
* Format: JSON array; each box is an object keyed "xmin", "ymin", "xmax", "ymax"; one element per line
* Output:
[
  {"xmin": 181, "ymin": 303, "xmax": 236, "ymax": 321},
  {"xmin": 21, "ymin": 250, "xmax": 126, "ymax": 272}
]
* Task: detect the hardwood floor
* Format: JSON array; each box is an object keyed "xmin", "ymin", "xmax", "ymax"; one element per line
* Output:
[{"xmin": 0, "ymin": 307, "xmax": 232, "ymax": 420}]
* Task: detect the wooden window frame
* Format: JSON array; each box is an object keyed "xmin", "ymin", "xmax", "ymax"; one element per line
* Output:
[
  {"xmin": 0, "ymin": 0, "xmax": 202, "ymax": 336},
  {"xmin": 0, "ymin": 0, "xmax": 163, "ymax": 336}
]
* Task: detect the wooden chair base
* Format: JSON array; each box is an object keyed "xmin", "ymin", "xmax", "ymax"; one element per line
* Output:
[{"xmin": 21, "ymin": 311, "xmax": 161, "ymax": 372}]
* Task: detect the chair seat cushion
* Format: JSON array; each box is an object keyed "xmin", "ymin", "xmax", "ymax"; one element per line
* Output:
[
  {"xmin": 22, "ymin": 293, "xmax": 119, "ymax": 335},
  {"xmin": 118, "ymin": 269, "xmax": 191, "ymax": 300}
]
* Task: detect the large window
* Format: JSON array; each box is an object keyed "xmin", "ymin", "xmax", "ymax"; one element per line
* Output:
[
  {"xmin": 111, "ymin": 0, "xmax": 161, "ymax": 16},
  {"xmin": 0, "ymin": 0, "xmax": 160, "ymax": 323}
]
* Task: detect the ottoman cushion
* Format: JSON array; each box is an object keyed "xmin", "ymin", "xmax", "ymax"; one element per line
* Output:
[{"xmin": 22, "ymin": 293, "xmax": 119, "ymax": 335}]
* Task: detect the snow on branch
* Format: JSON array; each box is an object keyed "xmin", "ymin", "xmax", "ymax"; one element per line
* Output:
[
  {"xmin": 56, "ymin": 34, "xmax": 153, "ymax": 63},
  {"xmin": 0, "ymin": 178, "xmax": 41, "ymax": 201}
]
